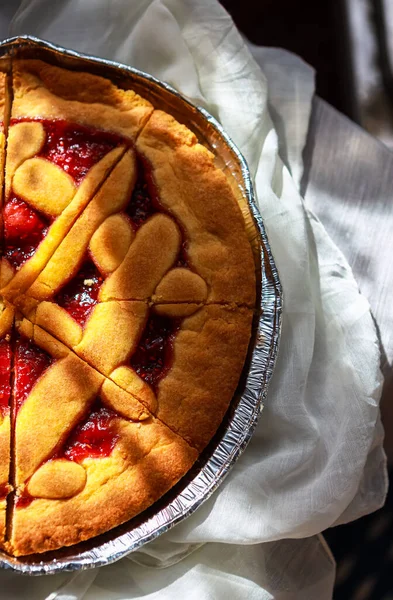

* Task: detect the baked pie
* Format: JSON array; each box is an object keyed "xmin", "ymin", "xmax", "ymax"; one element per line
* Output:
[{"xmin": 0, "ymin": 60, "xmax": 256, "ymax": 556}]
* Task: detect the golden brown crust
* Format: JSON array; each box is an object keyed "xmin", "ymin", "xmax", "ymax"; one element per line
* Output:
[
  {"xmin": 21, "ymin": 299, "xmax": 252, "ymax": 453},
  {"xmin": 0, "ymin": 415, "xmax": 11, "ymax": 489},
  {"xmin": 24, "ymin": 300, "xmax": 149, "ymax": 382},
  {"xmin": 10, "ymin": 301, "xmax": 253, "ymax": 549},
  {"xmin": 136, "ymin": 110, "xmax": 256, "ymax": 306},
  {"xmin": 0, "ymin": 500, "xmax": 6, "ymax": 548},
  {"xmin": 70, "ymin": 303, "xmax": 252, "ymax": 453},
  {"xmin": 5, "ymin": 121, "xmax": 46, "ymax": 196},
  {"xmin": 100, "ymin": 378, "xmax": 153, "ymax": 420},
  {"xmin": 9, "ymin": 416, "xmax": 198, "ymax": 556},
  {"xmin": 99, "ymin": 214, "xmax": 182, "ymax": 302},
  {"xmin": 12, "ymin": 108, "xmax": 256, "ymax": 308},
  {"xmin": 152, "ymin": 269, "xmax": 208, "ymax": 305},
  {"xmin": 0, "ymin": 416, "xmax": 11, "ymax": 547},
  {"xmin": 33, "ymin": 301, "xmax": 83, "ymax": 348},
  {"xmin": 12, "ymin": 60, "xmax": 154, "ymax": 139},
  {"xmin": 155, "ymin": 305, "xmax": 253, "ymax": 450},
  {"xmin": 75, "ymin": 300, "xmax": 148, "ymax": 376},
  {"xmin": 27, "ymin": 459, "xmax": 87, "ymax": 499},
  {"xmin": 90, "ymin": 213, "xmax": 134, "ymax": 274},
  {"xmin": 13, "ymin": 157, "xmax": 76, "ymax": 214},
  {"xmin": 0, "ymin": 71, "xmax": 6, "ymax": 127}
]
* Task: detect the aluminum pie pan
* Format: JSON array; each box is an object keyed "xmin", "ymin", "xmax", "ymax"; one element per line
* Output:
[{"xmin": 0, "ymin": 36, "xmax": 283, "ymax": 574}]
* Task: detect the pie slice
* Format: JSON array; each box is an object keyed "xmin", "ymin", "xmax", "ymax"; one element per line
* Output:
[
  {"xmin": 6, "ymin": 319, "xmax": 197, "ymax": 556},
  {"xmin": 1, "ymin": 59, "xmax": 153, "ymax": 305}
]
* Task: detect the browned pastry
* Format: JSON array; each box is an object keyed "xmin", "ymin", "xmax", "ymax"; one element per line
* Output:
[
  {"xmin": 0, "ymin": 71, "xmax": 12, "ymax": 545},
  {"xmin": 0, "ymin": 59, "xmax": 256, "ymax": 556}
]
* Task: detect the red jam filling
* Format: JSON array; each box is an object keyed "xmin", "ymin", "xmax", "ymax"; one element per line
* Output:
[
  {"xmin": 56, "ymin": 260, "xmax": 103, "ymax": 327},
  {"xmin": 127, "ymin": 157, "xmax": 159, "ymax": 229},
  {"xmin": 0, "ymin": 482, "xmax": 9, "ymax": 500},
  {"xmin": 3, "ymin": 197, "xmax": 49, "ymax": 269},
  {"xmin": 14, "ymin": 337, "xmax": 53, "ymax": 414},
  {"xmin": 15, "ymin": 494, "xmax": 33, "ymax": 509},
  {"xmin": 130, "ymin": 314, "xmax": 179, "ymax": 390},
  {"xmin": 11, "ymin": 119, "xmax": 123, "ymax": 185},
  {"xmin": 176, "ymin": 243, "xmax": 190, "ymax": 268},
  {"xmin": 63, "ymin": 406, "xmax": 118, "ymax": 462},
  {"xmin": 0, "ymin": 339, "xmax": 11, "ymax": 416}
]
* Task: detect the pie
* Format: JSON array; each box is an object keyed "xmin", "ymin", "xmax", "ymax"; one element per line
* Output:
[{"xmin": 0, "ymin": 60, "xmax": 256, "ymax": 556}]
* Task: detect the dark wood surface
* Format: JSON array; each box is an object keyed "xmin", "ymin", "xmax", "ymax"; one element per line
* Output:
[{"xmin": 220, "ymin": 0, "xmax": 357, "ymax": 120}]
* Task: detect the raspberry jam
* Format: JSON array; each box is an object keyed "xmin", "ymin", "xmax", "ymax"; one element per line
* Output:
[
  {"xmin": 0, "ymin": 483, "xmax": 9, "ymax": 500},
  {"xmin": 14, "ymin": 337, "xmax": 53, "ymax": 413},
  {"xmin": 127, "ymin": 157, "xmax": 159, "ymax": 229},
  {"xmin": 130, "ymin": 314, "xmax": 179, "ymax": 389},
  {"xmin": 56, "ymin": 261, "xmax": 103, "ymax": 327},
  {"xmin": 15, "ymin": 494, "xmax": 33, "ymax": 509},
  {"xmin": 0, "ymin": 339, "xmax": 11, "ymax": 416},
  {"xmin": 64, "ymin": 406, "xmax": 118, "ymax": 462},
  {"xmin": 176, "ymin": 243, "xmax": 189, "ymax": 268},
  {"xmin": 11, "ymin": 119, "xmax": 123, "ymax": 185},
  {"xmin": 3, "ymin": 197, "xmax": 49, "ymax": 269}
]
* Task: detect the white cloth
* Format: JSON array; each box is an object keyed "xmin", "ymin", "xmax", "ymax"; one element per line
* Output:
[{"xmin": 0, "ymin": 0, "xmax": 386, "ymax": 598}]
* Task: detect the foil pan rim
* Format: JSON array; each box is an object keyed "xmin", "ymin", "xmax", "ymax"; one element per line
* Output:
[{"xmin": 0, "ymin": 36, "xmax": 283, "ymax": 575}]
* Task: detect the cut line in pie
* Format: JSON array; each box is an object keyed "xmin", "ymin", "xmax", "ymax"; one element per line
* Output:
[{"xmin": 0, "ymin": 59, "xmax": 257, "ymax": 556}]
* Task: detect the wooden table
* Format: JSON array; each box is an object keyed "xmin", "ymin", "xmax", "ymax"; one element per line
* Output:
[{"xmin": 303, "ymin": 98, "xmax": 393, "ymax": 460}]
